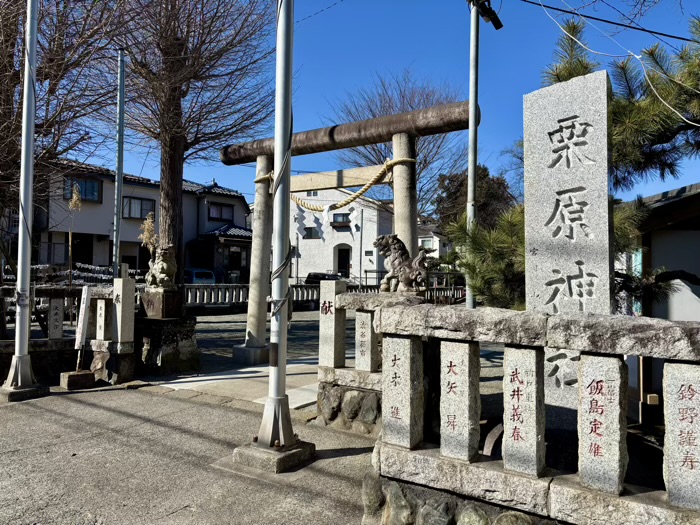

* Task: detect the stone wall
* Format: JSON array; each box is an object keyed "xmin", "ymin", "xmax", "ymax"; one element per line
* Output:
[
  {"xmin": 313, "ymin": 382, "xmax": 381, "ymax": 435},
  {"xmin": 135, "ymin": 316, "xmax": 199, "ymax": 375}
]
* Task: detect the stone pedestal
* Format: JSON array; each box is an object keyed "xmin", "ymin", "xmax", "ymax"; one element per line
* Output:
[
  {"xmin": 0, "ymin": 384, "xmax": 50, "ymax": 403},
  {"xmin": 232, "ymin": 344, "xmax": 269, "ymax": 366},
  {"xmin": 135, "ymin": 316, "xmax": 199, "ymax": 375},
  {"xmin": 141, "ymin": 288, "xmax": 183, "ymax": 319}
]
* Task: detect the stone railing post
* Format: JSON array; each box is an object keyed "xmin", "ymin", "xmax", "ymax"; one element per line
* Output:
[
  {"xmin": 242, "ymin": 155, "xmax": 273, "ymax": 356},
  {"xmin": 112, "ymin": 277, "xmax": 135, "ymax": 346},
  {"xmin": 664, "ymin": 362, "xmax": 700, "ymax": 510},
  {"xmin": 578, "ymin": 354, "xmax": 627, "ymax": 494},
  {"xmin": 440, "ymin": 341, "xmax": 481, "ymax": 461},
  {"xmin": 502, "ymin": 347, "xmax": 545, "ymax": 477},
  {"xmin": 48, "ymin": 294, "xmax": 64, "ymax": 340},
  {"xmin": 382, "ymin": 334, "xmax": 423, "ymax": 449},
  {"xmin": 392, "ymin": 133, "xmax": 418, "ymax": 258},
  {"xmin": 355, "ymin": 310, "xmax": 379, "ymax": 372},
  {"xmin": 318, "ymin": 280, "xmax": 346, "ymax": 368}
]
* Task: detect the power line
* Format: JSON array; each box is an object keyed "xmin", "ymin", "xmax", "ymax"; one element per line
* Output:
[
  {"xmin": 295, "ymin": 0, "xmax": 347, "ymax": 25},
  {"xmin": 520, "ymin": 0, "xmax": 699, "ymax": 44}
]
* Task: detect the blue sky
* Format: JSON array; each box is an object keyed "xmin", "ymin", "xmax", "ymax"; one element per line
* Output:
[{"xmin": 119, "ymin": 0, "xmax": 697, "ymax": 204}]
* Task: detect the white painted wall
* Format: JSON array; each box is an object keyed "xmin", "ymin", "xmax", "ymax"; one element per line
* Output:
[
  {"xmin": 290, "ymin": 189, "xmax": 386, "ymax": 284},
  {"xmin": 651, "ymin": 230, "xmax": 700, "ymax": 322}
]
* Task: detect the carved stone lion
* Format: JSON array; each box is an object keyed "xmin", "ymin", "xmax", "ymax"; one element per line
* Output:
[
  {"xmin": 145, "ymin": 244, "xmax": 177, "ymax": 289},
  {"xmin": 373, "ymin": 234, "xmax": 427, "ymax": 293}
]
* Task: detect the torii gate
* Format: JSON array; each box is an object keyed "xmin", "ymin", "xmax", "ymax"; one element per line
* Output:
[{"xmin": 220, "ymin": 101, "xmax": 474, "ymax": 363}]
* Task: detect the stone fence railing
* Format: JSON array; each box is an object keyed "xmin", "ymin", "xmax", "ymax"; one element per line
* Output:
[
  {"xmin": 374, "ymin": 303, "xmax": 700, "ymax": 524},
  {"xmin": 320, "ymin": 289, "xmax": 700, "ymax": 524}
]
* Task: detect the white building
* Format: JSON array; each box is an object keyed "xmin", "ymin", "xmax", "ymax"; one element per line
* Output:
[
  {"xmin": 290, "ymin": 189, "xmax": 394, "ymax": 285},
  {"xmin": 37, "ymin": 160, "xmax": 252, "ymax": 282}
]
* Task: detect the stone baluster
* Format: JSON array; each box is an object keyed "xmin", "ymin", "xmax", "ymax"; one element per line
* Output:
[
  {"xmin": 355, "ymin": 310, "xmax": 379, "ymax": 372},
  {"xmin": 112, "ymin": 278, "xmax": 135, "ymax": 345},
  {"xmin": 440, "ymin": 341, "xmax": 481, "ymax": 461},
  {"xmin": 382, "ymin": 334, "xmax": 423, "ymax": 449},
  {"xmin": 318, "ymin": 280, "xmax": 346, "ymax": 368},
  {"xmin": 578, "ymin": 354, "xmax": 628, "ymax": 494},
  {"xmin": 502, "ymin": 347, "xmax": 545, "ymax": 477}
]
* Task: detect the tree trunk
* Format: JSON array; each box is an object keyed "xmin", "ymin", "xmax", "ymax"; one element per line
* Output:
[{"xmin": 159, "ymin": 132, "xmax": 186, "ymax": 285}]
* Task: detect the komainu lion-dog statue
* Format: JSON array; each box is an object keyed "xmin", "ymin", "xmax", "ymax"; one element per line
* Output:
[{"xmin": 373, "ymin": 234, "xmax": 427, "ymax": 292}]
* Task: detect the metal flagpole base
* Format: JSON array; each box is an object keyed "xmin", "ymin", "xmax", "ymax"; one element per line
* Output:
[
  {"xmin": 232, "ymin": 395, "xmax": 315, "ymax": 473},
  {"xmin": 1, "ymin": 355, "xmax": 49, "ymax": 403}
]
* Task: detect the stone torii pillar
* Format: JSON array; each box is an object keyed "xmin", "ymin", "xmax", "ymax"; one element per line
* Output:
[
  {"xmin": 392, "ymin": 133, "xmax": 418, "ymax": 257},
  {"xmin": 236, "ymin": 155, "xmax": 273, "ymax": 364}
]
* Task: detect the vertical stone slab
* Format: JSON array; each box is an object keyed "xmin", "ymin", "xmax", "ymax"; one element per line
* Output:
[
  {"xmin": 318, "ymin": 280, "xmax": 346, "ymax": 368},
  {"xmin": 355, "ymin": 310, "xmax": 379, "ymax": 372},
  {"xmin": 95, "ymin": 300, "xmax": 107, "ymax": 341},
  {"xmin": 382, "ymin": 334, "xmax": 423, "ymax": 449},
  {"xmin": 48, "ymin": 298, "xmax": 64, "ymax": 340},
  {"xmin": 502, "ymin": 347, "xmax": 545, "ymax": 477},
  {"xmin": 112, "ymin": 278, "xmax": 135, "ymax": 343},
  {"xmin": 663, "ymin": 362, "xmax": 700, "ymax": 510},
  {"xmin": 74, "ymin": 286, "xmax": 91, "ymax": 350},
  {"xmin": 524, "ymin": 71, "xmax": 613, "ymax": 429},
  {"xmin": 440, "ymin": 341, "xmax": 481, "ymax": 461},
  {"xmin": 578, "ymin": 355, "xmax": 628, "ymax": 494}
]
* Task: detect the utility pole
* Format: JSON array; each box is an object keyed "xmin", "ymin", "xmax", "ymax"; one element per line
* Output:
[
  {"xmin": 1, "ymin": 0, "xmax": 48, "ymax": 401},
  {"xmin": 113, "ymin": 48, "xmax": 126, "ymax": 277},
  {"xmin": 465, "ymin": 0, "xmax": 502, "ymax": 309},
  {"xmin": 255, "ymin": 0, "xmax": 299, "ymax": 452}
]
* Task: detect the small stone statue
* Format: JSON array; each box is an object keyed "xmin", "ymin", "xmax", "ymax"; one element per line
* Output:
[
  {"xmin": 373, "ymin": 234, "xmax": 427, "ymax": 292},
  {"xmin": 145, "ymin": 244, "xmax": 177, "ymax": 289}
]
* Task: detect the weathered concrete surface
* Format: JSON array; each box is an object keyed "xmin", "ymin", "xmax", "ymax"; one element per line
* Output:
[
  {"xmin": 374, "ymin": 305, "xmax": 548, "ymax": 347},
  {"xmin": 375, "ymin": 304, "xmax": 700, "ymax": 361},
  {"xmin": 335, "ymin": 292, "xmax": 425, "ymax": 312},
  {"xmin": 549, "ymin": 475, "xmax": 700, "ymax": 525},
  {"xmin": 220, "ymin": 101, "xmax": 474, "ymax": 165},
  {"xmin": 546, "ymin": 313, "xmax": 700, "ymax": 361},
  {"xmin": 378, "ymin": 443, "xmax": 552, "ymax": 516},
  {"xmin": 0, "ymin": 386, "xmax": 374, "ymax": 525},
  {"xmin": 318, "ymin": 366, "xmax": 382, "ymax": 391}
]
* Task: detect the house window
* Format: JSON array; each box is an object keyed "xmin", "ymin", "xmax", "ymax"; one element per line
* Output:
[
  {"xmin": 333, "ymin": 213, "xmax": 350, "ymax": 223},
  {"xmin": 306, "ymin": 190, "xmax": 318, "ymax": 197},
  {"xmin": 303, "ymin": 227, "xmax": 321, "ymax": 239},
  {"xmin": 443, "ymin": 242, "xmax": 448, "ymax": 248},
  {"xmin": 364, "ymin": 250, "xmax": 373, "ymax": 256},
  {"xmin": 122, "ymin": 197, "xmax": 156, "ymax": 219},
  {"xmin": 63, "ymin": 177, "xmax": 102, "ymax": 203},
  {"xmin": 209, "ymin": 202, "xmax": 234, "ymax": 221},
  {"xmin": 420, "ymin": 238, "xmax": 433, "ymax": 249}
]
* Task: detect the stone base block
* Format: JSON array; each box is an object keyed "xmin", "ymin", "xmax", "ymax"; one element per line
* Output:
[
  {"xmin": 60, "ymin": 370, "xmax": 95, "ymax": 390},
  {"xmin": 232, "ymin": 344, "xmax": 268, "ymax": 367},
  {"xmin": 141, "ymin": 288, "xmax": 183, "ymax": 319},
  {"xmin": 233, "ymin": 441, "xmax": 315, "ymax": 473},
  {"xmin": 135, "ymin": 317, "xmax": 199, "ymax": 375},
  {"xmin": 0, "ymin": 384, "xmax": 50, "ymax": 403}
]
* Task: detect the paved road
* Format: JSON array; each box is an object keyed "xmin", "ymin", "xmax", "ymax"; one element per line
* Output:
[{"xmin": 0, "ymin": 386, "xmax": 374, "ymax": 525}]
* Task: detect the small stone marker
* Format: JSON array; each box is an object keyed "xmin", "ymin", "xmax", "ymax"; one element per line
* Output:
[
  {"xmin": 48, "ymin": 297, "xmax": 64, "ymax": 340},
  {"xmin": 664, "ymin": 362, "xmax": 700, "ymax": 510},
  {"xmin": 502, "ymin": 347, "xmax": 545, "ymax": 477},
  {"xmin": 95, "ymin": 299, "xmax": 107, "ymax": 341},
  {"xmin": 440, "ymin": 341, "xmax": 481, "ymax": 461},
  {"xmin": 74, "ymin": 286, "xmax": 91, "ymax": 351},
  {"xmin": 318, "ymin": 280, "xmax": 346, "ymax": 368},
  {"xmin": 382, "ymin": 334, "xmax": 423, "ymax": 449},
  {"xmin": 524, "ymin": 70, "xmax": 613, "ymax": 429},
  {"xmin": 355, "ymin": 310, "xmax": 379, "ymax": 372},
  {"xmin": 112, "ymin": 278, "xmax": 135, "ymax": 344},
  {"xmin": 578, "ymin": 355, "xmax": 628, "ymax": 494}
]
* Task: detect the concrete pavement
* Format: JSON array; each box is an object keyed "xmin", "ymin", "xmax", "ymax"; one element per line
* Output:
[{"xmin": 0, "ymin": 385, "xmax": 374, "ymax": 525}]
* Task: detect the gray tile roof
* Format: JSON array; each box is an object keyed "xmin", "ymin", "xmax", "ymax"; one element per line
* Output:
[{"xmin": 204, "ymin": 223, "xmax": 253, "ymax": 238}]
